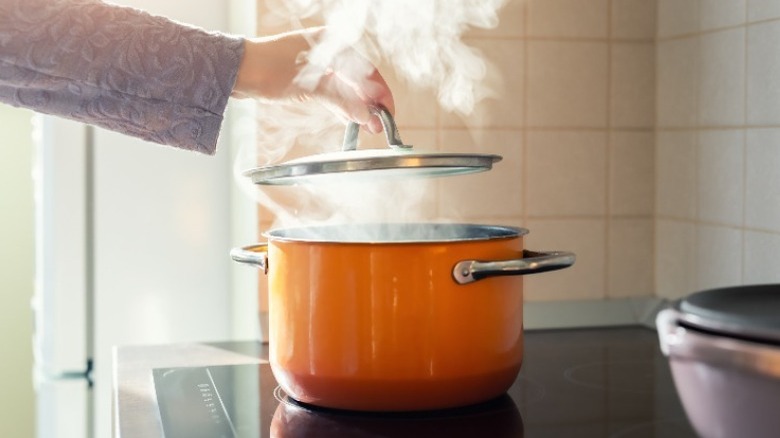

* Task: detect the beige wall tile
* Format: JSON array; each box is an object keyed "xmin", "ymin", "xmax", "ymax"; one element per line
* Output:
[
  {"xmin": 658, "ymin": 0, "xmax": 699, "ymax": 38},
  {"xmin": 700, "ymin": 0, "xmax": 746, "ymax": 31},
  {"xmin": 699, "ymin": 29, "xmax": 745, "ymax": 126},
  {"xmin": 474, "ymin": 217, "xmax": 526, "ymax": 229},
  {"xmin": 611, "ymin": 43, "xmax": 655, "ymax": 128},
  {"xmin": 657, "ymin": 38, "xmax": 699, "ymax": 128},
  {"xmin": 608, "ymin": 219, "xmax": 655, "ymax": 298},
  {"xmin": 610, "ymin": 131, "xmax": 655, "ymax": 216},
  {"xmin": 467, "ymin": 0, "xmax": 525, "ymax": 38},
  {"xmin": 696, "ymin": 225, "xmax": 743, "ymax": 291},
  {"xmin": 437, "ymin": 129, "xmax": 523, "ymax": 219},
  {"xmin": 744, "ymin": 230, "xmax": 780, "ymax": 283},
  {"xmin": 656, "ymin": 130, "xmax": 697, "ymax": 219},
  {"xmin": 524, "ymin": 218, "xmax": 606, "ymax": 301},
  {"xmin": 748, "ymin": 0, "xmax": 780, "ymax": 22},
  {"xmin": 528, "ymin": 0, "xmax": 609, "ymax": 38},
  {"xmin": 656, "ymin": 219, "xmax": 697, "ymax": 299},
  {"xmin": 653, "ymin": 0, "xmax": 780, "ymax": 299},
  {"xmin": 443, "ymin": 39, "xmax": 524, "ymax": 129},
  {"xmin": 527, "ymin": 41, "xmax": 608, "ymax": 127},
  {"xmin": 526, "ymin": 131, "xmax": 607, "ymax": 216},
  {"xmin": 747, "ymin": 21, "xmax": 780, "ymax": 126},
  {"xmin": 746, "ymin": 129, "xmax": 780, "ymax": 232},
  {"xmin": 612, "ymin": 0, "xmax": 657, "ymax": 40},
  {"xmin": 697, "ymin": 129, "xmax": 744, "ymax": 226}
]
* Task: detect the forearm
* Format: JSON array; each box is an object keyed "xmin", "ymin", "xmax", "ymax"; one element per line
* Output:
[{"xmin": 0, "ymin": 0, "xmax": 243, "ymax": 154}]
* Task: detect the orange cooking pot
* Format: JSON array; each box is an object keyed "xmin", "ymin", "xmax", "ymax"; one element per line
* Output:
[{"xmin": 232, "ymin": 223, "xmax": 574, "ymax": 411}]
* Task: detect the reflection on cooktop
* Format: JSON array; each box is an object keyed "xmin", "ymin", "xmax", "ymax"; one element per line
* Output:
[
  {"xmin": 153, "ymin": 327, "xmax": 696, "ymax": 438},
  {"xmin": 272, "ymin": 386, "xmax": 524, "ymax": 437}
]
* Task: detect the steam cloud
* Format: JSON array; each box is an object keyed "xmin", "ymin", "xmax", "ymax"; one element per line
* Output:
[
  {"xmin": 235, "ymin": 0, "xmax": 508, "ymax": 237},
  {"xmin": 266, "ymin": 0, "xmax": 506, "ymax": 114}
]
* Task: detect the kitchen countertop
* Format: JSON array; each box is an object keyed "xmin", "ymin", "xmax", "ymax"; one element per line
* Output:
[
  {"xmin": 113, "ymin": 341, "xmax": 269, "ymax": 437},
  {"xmin": 113, "ymin": 327, "xmax": 695, "ymax": 437}
]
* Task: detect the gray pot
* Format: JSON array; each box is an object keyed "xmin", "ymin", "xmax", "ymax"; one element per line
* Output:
[{"xmin": 656, "ymin": 285, "xmax": 780, "ymax": 438}]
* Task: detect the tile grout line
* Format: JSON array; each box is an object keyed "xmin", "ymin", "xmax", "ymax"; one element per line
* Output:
[
  {"xmin": 521, "ymin": 0, "xmax": 529, "ymax": 235},
  {"xmin": 692, "ymin": 0, "xmax": 701, "ymax": 293},
  {"xmin": 655, "ymin": 124, "xmax": 780, "ymax": 130},
  {"xmin": 652, "ymin": 0, "xmax": 659, "ymax": 300},
  {"xmin": 526, "ymin": 213, "xmax": 656, "ymax": 220},
  {"xmin": 604, "ymin": 0, "xmax": 613, "ymax": 300},
  {"xmin": 678, "ymin": 0, "xmax": 701, "ymax": 295},
  {"xmin": 509, "ymin": 36, "xmax": 655, "ymax": 43},
  {"xmin": 656, "ymin": 14, "xmax": 780, "ymax": 43},
  {"xmin": 653, "ymin": 215, "xmax": 780, "ymax": 236},
  {"xmin": 434, "ymin": 125, "xmax": 780, "ymax": 132},
  {"xmin": 742, "ymin": 1, "xmax": 749, "ymax": 284}
]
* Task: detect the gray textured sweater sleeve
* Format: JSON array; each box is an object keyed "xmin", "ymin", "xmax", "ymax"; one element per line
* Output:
[{"xmin": 0, "ymin": 0, "xmax": 244, "ymax": 154}]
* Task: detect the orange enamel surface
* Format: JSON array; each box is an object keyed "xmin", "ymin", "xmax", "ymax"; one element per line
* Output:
[{"xmin": 267, "ymin": 236, "xmax": 525, "ymax": 411}]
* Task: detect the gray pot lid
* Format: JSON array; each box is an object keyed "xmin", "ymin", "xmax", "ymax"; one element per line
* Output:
[
  {"xmin": 676, "ymin": 284, "xmax": 780, "ymax": 344},
  {"xmin": 243, "ymin": 106, "xmax": 502, "ymax": 186}
]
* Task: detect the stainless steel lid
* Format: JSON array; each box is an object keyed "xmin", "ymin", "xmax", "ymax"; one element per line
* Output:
[
  {"xmin": 243, "ymin": 106, "xmax": 502, "ymax": 185},
  {"xmin": 675, "ymin": 285, "xmax": 780, "ymax": 344}
]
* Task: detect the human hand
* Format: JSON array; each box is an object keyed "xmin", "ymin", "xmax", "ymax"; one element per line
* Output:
[{"xmin": 232, "ymin": 27, "xmax": 394, "ymax": 134}]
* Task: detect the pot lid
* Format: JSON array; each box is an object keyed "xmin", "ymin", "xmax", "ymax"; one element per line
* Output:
[
  {"xmin": 675, "ymin": 284, "xmax": 780, "ymax": 344},
  {"xmin": 243, "ymin": 106, "xmax": 502, "ymax": 185}
]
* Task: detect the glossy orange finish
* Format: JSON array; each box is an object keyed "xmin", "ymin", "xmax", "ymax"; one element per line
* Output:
[{"xmin": 266, "ymin": 234, "xmax": 526, "ymax": 411}]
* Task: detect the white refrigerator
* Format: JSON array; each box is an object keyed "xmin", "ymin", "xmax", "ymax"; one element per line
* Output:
[{"xmin": 31, "ymin": 1, "xmax": 259, "ymax": 437}]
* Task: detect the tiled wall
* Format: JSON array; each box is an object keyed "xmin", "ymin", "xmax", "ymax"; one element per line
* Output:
[
  {"xmin": 252, "ymin": 0, "xmax": 657, "ymax": 303},
  {"xmin": 513, "ymin": 0, "xmax": 656, "ymax": 302},
  {"xmin": 656, "ymin": 0, "xmax": 780, "ymax": 298}
]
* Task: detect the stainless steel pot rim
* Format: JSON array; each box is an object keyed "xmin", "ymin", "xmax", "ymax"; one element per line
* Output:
[
  {"xmin": 262, "ymin": 223, "xmax": 528, "ymax": 244},
  {"xmin": 673, "ymin": 284, "xmax": 780, "ymax": 345}
]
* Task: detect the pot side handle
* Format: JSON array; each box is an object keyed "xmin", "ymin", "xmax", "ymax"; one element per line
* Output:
[
  {"xmin": 230, "ymin": 244, "xmax": 269, "ymax": 274},
  {"xmin": 453, "ymin": 250, "xmax": 575, "ymax": 285}
]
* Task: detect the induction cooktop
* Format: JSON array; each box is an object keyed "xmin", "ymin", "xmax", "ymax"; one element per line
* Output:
[{"xmin": 152, "ymin": 327, "xmax": 696, "ymax": 438}]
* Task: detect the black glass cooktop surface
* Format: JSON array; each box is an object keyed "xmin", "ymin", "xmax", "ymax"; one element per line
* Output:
[{"xmin": 153, "ymin": 327, "xmax": 695, "ymax": 438}]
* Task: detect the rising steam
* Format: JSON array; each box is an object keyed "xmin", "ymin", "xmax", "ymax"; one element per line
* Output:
[
  {"xmin": 235, "ymin": 0, "xmax": 507, "ymax": 235},
  {"xmin": 265, "ymin": 0, "xmax": 506, "ymax": 114}
]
